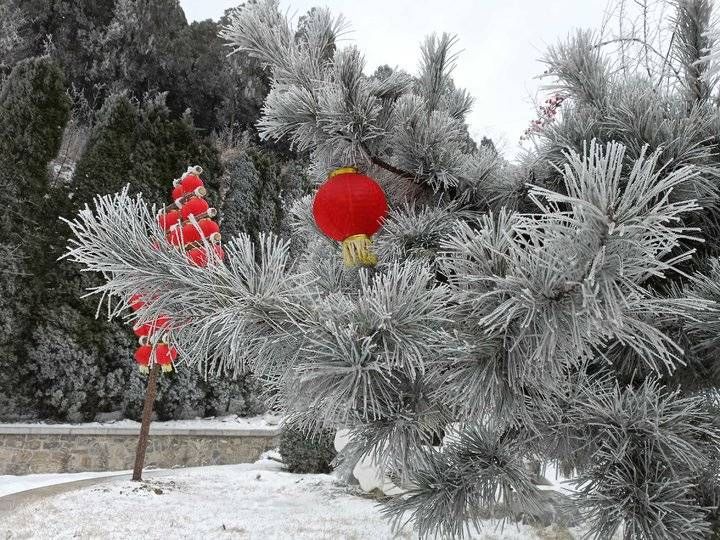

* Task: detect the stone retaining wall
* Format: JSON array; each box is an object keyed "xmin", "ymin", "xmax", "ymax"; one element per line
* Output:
[{"xmin": 0, "ymin": 425, "xmax": 279, "ymax": 475}]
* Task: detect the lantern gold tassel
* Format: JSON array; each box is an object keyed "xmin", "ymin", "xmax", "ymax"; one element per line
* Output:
[{"xmin": 341, "ymin": 234, "xmax": 377, "ymax": 267}]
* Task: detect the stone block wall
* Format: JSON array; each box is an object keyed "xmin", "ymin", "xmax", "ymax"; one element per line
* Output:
[{"xmin": 0, "ymin": 425, "xmax": 279, "ymax": 475}]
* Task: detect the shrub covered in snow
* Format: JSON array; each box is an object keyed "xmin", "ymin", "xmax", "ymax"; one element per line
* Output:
[{"xmin": 279, "ymin": 422, "xmax": 337, "ymax": 474}]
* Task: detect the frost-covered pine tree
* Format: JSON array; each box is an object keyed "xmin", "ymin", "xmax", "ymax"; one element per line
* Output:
[{"xmin": 64, "ymin": 1, "xmax": 720, "ymax": 537}]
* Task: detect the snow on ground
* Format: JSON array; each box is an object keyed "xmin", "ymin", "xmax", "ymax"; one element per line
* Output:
[
  {"xmin": 0, "ymin": 454, "xmax": 580, "ymax": 540},
  {"xmin": 0, "ymin": 414, "xmax": 281, "ymax": 432}
]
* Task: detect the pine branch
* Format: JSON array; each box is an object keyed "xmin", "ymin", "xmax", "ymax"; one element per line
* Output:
[
  {"xmin": 359, "ymin": 141, "xmax": 415, "ymax": 180},
  {"xmin": 593, "ymin": 37, "xmax": 684, "ymax": 83}
]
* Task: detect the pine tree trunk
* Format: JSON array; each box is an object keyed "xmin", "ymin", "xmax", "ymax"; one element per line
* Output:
[{"xmin": 132, "ymin": 364, "xmax": 160, "ymax": 481}]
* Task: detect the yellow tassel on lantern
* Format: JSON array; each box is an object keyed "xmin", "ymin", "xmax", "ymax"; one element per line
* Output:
[
  {"xmin": 161, "ymin": 364, "xmax": 173, "ymax": 373},
  {"xmin": 139, "ymin": 365, "xmax": 149, "ymax": 375},
  {"xmin": 341, "ymin": 234, "xmax": 377, "ymax": 267}
]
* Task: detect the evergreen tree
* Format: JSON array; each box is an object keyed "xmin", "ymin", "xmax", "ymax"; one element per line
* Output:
[
  {"xmin": 163, "ymin": 18, "xmax": 268, "ymax": 133},
  {"xmin": 0, "ymin": 56, "xmax": 71, "ymax": 419},
  {"xmin": 219, "ymin": 145, "xmax": 311, "ymax": 240},
  {"xmin": 0, "ymin": 6, "xmax": 276, "ymax": 422},
  {"xmin": 0, "ymin": 2, "xmax": 25, "ymax": 75},
  {"xmin": 6, "ymin": 0, "xmax": 114, "ymax": 101},
  {"xmin": 5, "ymin": 1, "xmax": 266, "ymax": 135},
  {"xmin": 0, "ymin": 57, "xmax": 70, "ymax": 205},
  {"xmin": 73, "ymin": 93, "xmax": 222, "ymax": 209},
  {"xmin": 96, "ymin": 0, "xmax": 187, "ymax": 101},
  {"xmin": 64, "ymin": 1, "xmax": 720, "ymax": 538}
]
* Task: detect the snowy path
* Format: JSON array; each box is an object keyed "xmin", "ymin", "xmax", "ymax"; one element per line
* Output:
[
  {"xmin": 0, "ymin": 455, "xmax": 576, "ymax": 539},
  {"xmin": 0, "ymin": 470, "xmax": 131, "ymax": 498}
]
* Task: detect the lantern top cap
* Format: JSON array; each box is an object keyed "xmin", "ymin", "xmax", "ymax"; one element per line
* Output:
[
  {"xmin": 182, "ymin": 165, "xmax": 203, "ymax": 179},
  {"xmin": 329, "ymin": 166, "xmax": 358, "ymax": 178}
]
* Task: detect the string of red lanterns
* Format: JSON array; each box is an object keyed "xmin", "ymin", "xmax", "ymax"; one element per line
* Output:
[
  {"xmin": 129, "ymin": 164, "xmax": 385, "ymax": 372},
  {"xmin": 129, "ymin": 166, "xmax": 225, "ymax": 374}
]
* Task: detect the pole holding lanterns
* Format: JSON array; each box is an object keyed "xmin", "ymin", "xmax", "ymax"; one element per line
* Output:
[{"xmin": 129, "ymin": 165, "xmax": 224, "ymax": 482}]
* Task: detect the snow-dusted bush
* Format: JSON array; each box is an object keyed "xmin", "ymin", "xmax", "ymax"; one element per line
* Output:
[{"xmin": 279, "ymin": 422, "xmax": 336, "ymax": 474}]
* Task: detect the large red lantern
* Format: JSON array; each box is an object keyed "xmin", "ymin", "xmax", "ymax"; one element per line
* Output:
[{"xmin": 312, "ymin": 167, "xmax": 388, "ymax": 266}]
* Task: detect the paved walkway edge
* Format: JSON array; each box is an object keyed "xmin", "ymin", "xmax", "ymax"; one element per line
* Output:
[{"xmin": 0, "ymin": 469, "xmax": 178, "ymax": 515}]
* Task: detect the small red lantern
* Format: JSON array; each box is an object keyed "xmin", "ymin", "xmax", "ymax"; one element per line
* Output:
[
  {"xmin": 187, "ymin": 245, "xmax": 224, "ymax": 267},
  {"xmin": 155, "ymin": 344, "xmax": 177, "ymax": 373},
  {"xmin": 181, "ymin": 222, "xmax": 202, "ymax": 244},
  {"xmin": 129, "ymin": 294, "xmax": 145, "ymax": 312},
  {"xmin": 133, "ymin": 316, "xmax": 171, "ymax": 337},
  {"xmin": 180, "ymin": 197, "xmax": 209, "ymax": 220},
  {"xmin": 198, "ymin": 219, "xmax": 220, "ymax": 238},
  {"xmin": 134, "ymin": 345, "xmax": 152, "ymax": 373},
  {"xmin": 171, "ymin": 184, "xmax": 185, "ymax": 202},
  {"xmin": 133, "ymin": 323, "xmax": 153, "ymax": 337},
  {"xmin": 167, "ymin": 227, "xmax": 183, "ymax": 246},
  {"xmin": 312, "ymin": 167, "xmax": 388, "ymax": 266},
  {"xmin": 181, "ymin": 174, "xmax": 204, "ymax": 192},
  {"xmin": 134, "ymin": 166, "xmax": 222, "ymax": 378},
  {"xmin": 157, "ymin": 209, "xmax": 180, "ymax": 231}
]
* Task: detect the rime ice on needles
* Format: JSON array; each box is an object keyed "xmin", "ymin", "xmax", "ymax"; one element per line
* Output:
[
  {"xmin": 221, "ymin": 0, "xmax": 483, "ymax": 193},
  {"xmin": 64, "ymin": 1, "xmax": 720, "ymax": 538}
]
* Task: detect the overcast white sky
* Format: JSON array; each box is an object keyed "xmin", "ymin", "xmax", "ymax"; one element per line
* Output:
[{"xmin": 179, "ymin": 0, "xmax": 611, "ymax": 157}]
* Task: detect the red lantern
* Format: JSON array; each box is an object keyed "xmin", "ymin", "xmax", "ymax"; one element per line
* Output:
[
  {"xmin": 186, "ymin": 247, "xmax": 205, "ymax": 266},
  {"xmin": 180, "ymin": 197, "xmax": 209, "ymax": 220},
  {"xmin": 187, "ymin": 245, "xmax": 224, "ymax": 267},
  {"xmin": 157, "ymin": 209, "xmax": 180, "ymax": 231},
  {"xmin": 181, "ymin": 222, "xmax": 202, "ymax": 244},
  {"xmin": 167, "ymin": 228, "xmax": 183, "ymax": 246},
  {"xmin": 133, "ymin": 323, "xmax": 153, "ymax": 337},
  {"xmin": 133, "ymin": 316, "xmax": 171, "ymax": 337},
  {"xmin": 134, "ymin": 345, "xmax": 152, "ymax": 373},
  {"xmin": 129, "ymin": 294, "xmax": 145, "ymax": 312},
  {"xmin": 199, "ymin": 219, "xmax": 220, "ymax": 238},
  {"xmin": 155, "ymin": 344, "xmax": 177, "ymax": 373},
  {"xmin": 134, "ymin": 166, "xmax": 216, "ymax": 377},
  {"xmin": 312, "ymin": 167, "xmax": 388, "ymax": 266},
  {"xmin": 180, "ymin": 174, "xmax": 204, "ymax": 192},
  {"xmin": 171, "ymin": 184, "xmax": 185, "ymax": 201}
]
